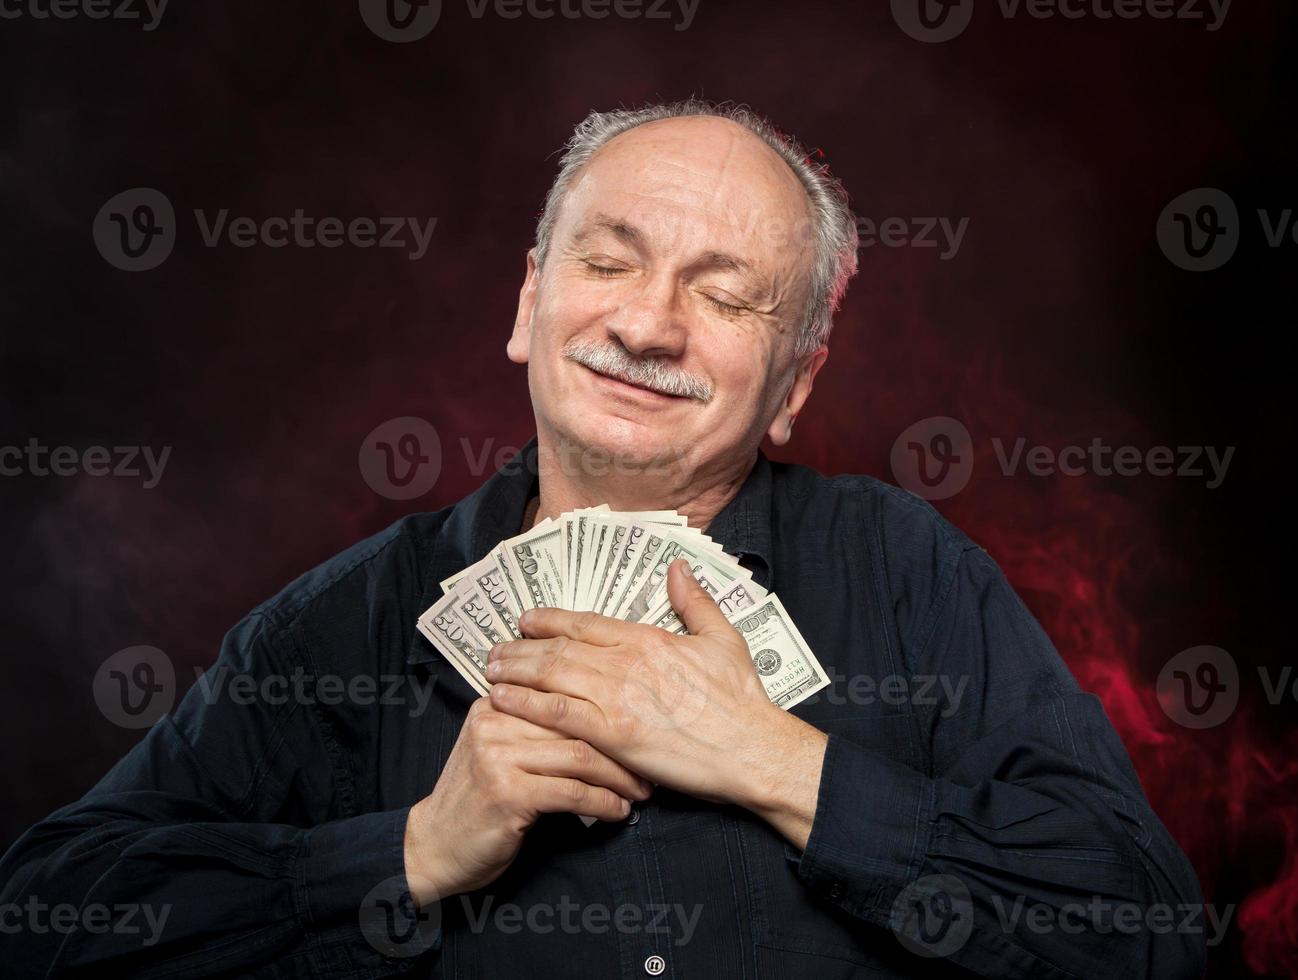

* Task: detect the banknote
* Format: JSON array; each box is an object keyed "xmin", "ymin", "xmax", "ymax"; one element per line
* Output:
[
  {"xmin": 416, "ymin": 506, "xmax": 830, "ymax": 822},
  {"xmin": 725, "ymin": 594, "xmax": 830, "ymax": 709}
]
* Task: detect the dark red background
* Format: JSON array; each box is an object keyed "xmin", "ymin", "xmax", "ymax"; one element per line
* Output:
[{"xmin": 1, "ymin": 1, "xmax": 1295, "ymax": 976}]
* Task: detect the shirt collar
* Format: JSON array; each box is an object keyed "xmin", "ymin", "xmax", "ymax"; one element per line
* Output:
[
  {"xmin": 442, "ymin": 435, "xmax": 542, "ymax": 568},
  {"xmin": 406, "ymin": 437, "xmax": 540, "ymax": 667},
  {"xmin": 408, "ymin": 436, "xmax": 775, "ymax": 665},
  {"xmin": 698, "ymin": 448, "xmax": 775, "ymax": 591}
]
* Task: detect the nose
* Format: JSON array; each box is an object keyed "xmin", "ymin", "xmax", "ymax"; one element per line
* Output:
[{"xmin": 604, "ymin": 273, "xmax": 687, "ymax": 359}]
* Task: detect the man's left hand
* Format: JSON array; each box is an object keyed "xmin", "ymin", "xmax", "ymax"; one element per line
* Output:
[{"xmin": 486, "ymin": 558, "xmax": 828, "ymax": 842}]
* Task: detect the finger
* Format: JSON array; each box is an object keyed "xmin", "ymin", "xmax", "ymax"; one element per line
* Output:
[
  {"xmin": 465, "ymin": 704, "xmax": 571, "ymax": 742},
  {"xmin": 488, "ymin": 633, "xmax": 586, "ymax": 661},
  {"xmin": 517, "ymin": 607, "xmax": 645, "ymax": 647},
  {"xmin": 489, "ymin": 636, "xmax": 585, "ymax": 662},
  {"xmin": 515, "ymin": 739, "xmax": 652, "ymax": 802},
  {"xmin": 667, "ymin": 558, "xmax": 733, "ymax": 637},
  {"xmin": 490, "ymin": 683, "xmax": 601, "ymax": 743},
  {"xmin": 486, "ymin": 644, "xmax": 612, "ymax": 703},
  {"xmin": 524, "ymin": 774, "xmax": 631, "ymax": 822}
]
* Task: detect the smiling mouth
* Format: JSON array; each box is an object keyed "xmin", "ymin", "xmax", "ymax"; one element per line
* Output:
[{"xmin": 581, "ymin": 364, "xmax": 688, "ymax": 400}]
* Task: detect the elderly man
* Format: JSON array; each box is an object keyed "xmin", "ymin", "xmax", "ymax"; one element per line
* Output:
[{"xmin": 1, "ymin": 101, "xmax": 1203, "ymax": 978}]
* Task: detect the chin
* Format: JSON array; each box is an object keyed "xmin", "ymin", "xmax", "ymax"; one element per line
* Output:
[{"xmin": 555, "ymin": 411, "xmax": 693, "ymax": 471}]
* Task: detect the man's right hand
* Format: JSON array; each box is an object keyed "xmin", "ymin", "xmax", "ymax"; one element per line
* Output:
[{"xmin": 402, "ymin": 696, "xmax": 653, "ymax": 904}]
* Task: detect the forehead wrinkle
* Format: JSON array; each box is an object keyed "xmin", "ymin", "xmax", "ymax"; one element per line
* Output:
[
  {"xmin": 571, "ymin": 214, "xmax": 646, "ymax": 250},
  {"xmin": 610, "ymin": 189, "xmax": 799, "ymax": 310},
  {"xmin": 689, "ymin": 251, "xmax": 777, "ymax": 304},
  {"xmin": 567, "ymin": 123, "xmax": 814, "ymax": 319},
  {"xmin": 625, "ymin": 146, "xmax": 811, "ymax": 290},
  {"xmin": 579, "ymin": 117, "xmax": 813, "ymax": 236}
]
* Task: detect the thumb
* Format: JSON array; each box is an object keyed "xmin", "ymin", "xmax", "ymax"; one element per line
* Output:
[{"xmin": 667, "ymin": 558, "xmax": 731, "ymax": 637}]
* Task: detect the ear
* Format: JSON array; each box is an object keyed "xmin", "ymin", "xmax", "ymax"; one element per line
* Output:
[
  {"xmin": 507, "ymin": 249, "xmax": 540, "ymax": 365},
  {"xmin": 766, "ymin": 345, "xmax": 828, "ymax": 446}
]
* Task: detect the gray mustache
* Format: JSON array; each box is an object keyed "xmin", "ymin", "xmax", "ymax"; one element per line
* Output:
[{"xmin": 562, "ymin": 341, "xmax": 714, "ymax": 402}]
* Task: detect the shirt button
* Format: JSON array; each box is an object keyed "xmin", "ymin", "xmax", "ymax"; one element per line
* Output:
[
  {"xmin": 644, "ymin": 954, "xmax": 666, "ymax": 975},
  {"xmin": 825, "ymin": 882, "xmax": 845, "ymax": 900},
  {"xmin": 626, "ymin": 806, "xmax": 641, "ymax": 826}
]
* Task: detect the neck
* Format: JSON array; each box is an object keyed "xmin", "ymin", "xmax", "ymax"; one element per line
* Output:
[{"xmin": 528, "ymin": 430, "xmax": 756, "ymax": 532}]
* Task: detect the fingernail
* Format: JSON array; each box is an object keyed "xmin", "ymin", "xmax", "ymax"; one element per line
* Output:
[
  {"xmin": 621, "ymin": 798, "xmax": 631, "ymax": 816},
  {"xmin": 486, "ymin": 661, "xmax": 501, "ymax": 679}
]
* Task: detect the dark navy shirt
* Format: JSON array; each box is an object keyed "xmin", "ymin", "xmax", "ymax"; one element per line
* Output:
[{"xmin": 0, "ymin": 437, "xmax": 1205, "ymax": 978}]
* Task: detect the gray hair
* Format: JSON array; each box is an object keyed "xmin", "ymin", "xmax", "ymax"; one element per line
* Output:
[{"xmin": 532, "ymin": 99, "xmax": 859, "ymax": 357}]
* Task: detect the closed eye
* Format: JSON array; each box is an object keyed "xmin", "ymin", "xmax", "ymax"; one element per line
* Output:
[
  {"xmin": 583, "ymin": 261, "xmax": 627, "ymax": 278},
  {"xmin": 702, "ymin": 293, "xmax": 749, "ymax": 315}
]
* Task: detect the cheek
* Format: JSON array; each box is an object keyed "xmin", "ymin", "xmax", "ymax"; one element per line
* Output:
[
  {"xmin": 529, "ymin": 286, "xmax": 611, "ymax": 387},
  {"xmin": 696, "ymin": 327, "xmax": 776, "ymax": 401},
  {"xmin": 537, "ymin": 276, "xmax": 616, "ymax": 339}
]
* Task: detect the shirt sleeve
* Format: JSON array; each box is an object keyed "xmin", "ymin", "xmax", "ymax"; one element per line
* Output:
[
  {"xmin": 787, "ymin": 540, "xmax": 1207, "ymax": 979},
  {"xmin": 0, "ymin": 611, "xmax": 436, "ymax": 979}
]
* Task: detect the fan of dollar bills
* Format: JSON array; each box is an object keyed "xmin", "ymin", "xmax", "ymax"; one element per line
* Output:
[{"xmin": 417, "ymin": 505, "xmax": 831, "ymax": 712}]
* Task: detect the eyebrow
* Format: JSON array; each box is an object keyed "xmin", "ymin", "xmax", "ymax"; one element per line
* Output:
[
  {"xmin": 571, "ymin": 214, "xmax": 645, "ymax": 249},
  {"xmin": 571, "ymin": 214, "xmax": 774, "ymax": 299}
]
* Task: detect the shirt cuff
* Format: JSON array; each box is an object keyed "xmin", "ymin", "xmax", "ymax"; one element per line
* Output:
[
  {"xmin": 786, "ymin": 732, "xmax": 935, "ymax": 922},
  {"xmin": 294, "ymin": 806, "xmax": 441, "ymax": 977}
]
